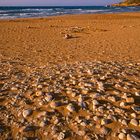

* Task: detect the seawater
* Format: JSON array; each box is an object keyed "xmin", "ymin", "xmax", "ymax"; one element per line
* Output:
[{"xmin": 0, "ymin": 6, "xmax": 140, "ymax": 19}]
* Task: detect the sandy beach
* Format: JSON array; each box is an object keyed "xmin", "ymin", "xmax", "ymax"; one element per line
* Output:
[
  {"xmin": 0, "ymin": 12, "xmax": 140, "ymax": 65},
  {"xmin": 0, "ymin": 12, "xmax": 140, "ymax": 140}
]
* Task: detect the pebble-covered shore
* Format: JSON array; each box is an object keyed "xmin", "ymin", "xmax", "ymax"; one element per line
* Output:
[{"xmin": 0, "ymin": 60, "xmax": 140, "ymax": 140}]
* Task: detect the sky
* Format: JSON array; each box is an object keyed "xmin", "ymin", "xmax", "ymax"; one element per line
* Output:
[{"xmin": 0, "ymin": 0, "xmax": 121, "ymax": 6}]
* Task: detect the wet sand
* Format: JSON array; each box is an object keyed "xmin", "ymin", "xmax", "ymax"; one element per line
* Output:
[{"xmin": 0, "ymin": 12, "xmax": 140, "ymax": 140}]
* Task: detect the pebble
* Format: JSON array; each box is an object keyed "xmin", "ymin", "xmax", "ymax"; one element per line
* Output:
[
  {"xmin": 50, "ymin": 101, "xmax": 61, "ymax": 108},
  {"xmin": 45, "ymin": 94, "xmax": 53, "ymax": 102},
  {"xmin": 120, "ymin": 101, "xmax": 127, "ymax": 107},
  {"xmin": 101, "ymin": 119, "xmax": 111, "ymax": 125},
  {"xmin": 118, "ymin": 133, "xmax": 126, "ymax": 140},
  {"xmin": 100, "ymin": 126, "xmax": 110, "ymax": 135},
  {"xmin": 66, "ymin": 103, "xmax": 75, "ymax": 112},
  {"xmin": 22, "ymin": 109, "xmax": 33, "ymax": 118},
  {"xmin": 64, "ymin": 34, "xmax": 72, "ymax": 39},
  {"xmin": 126, "ymin": 97, "xmax": 135, "ymax": 104},
  {"xmin": 131, "ymin": 113, "xmax": 136, "ymax": 118},
  {"xmin": 35, "ymin": 91, "xmax": 43, "ymax": 96},
  {"xmin": 127, "ymin": 134, "xmax": 140, "ymax": 140},
  {"xmin": 108, "ymin": 96, "xmax": 116, "ymax": 102},
  {"xmin": 1, "ymin": 60, "xmax": 140, "ymax": 139},
  {"xmin": 121, "ymin": 120, "xmax": 128, "ymax": 126},
  {"xmin": 92, "ymin": 100, "xmax": 99, "ymax": 106},
  {"xmin": 130, "ymin": 119, "xmax": 138, "ymax": 126},
  {"xmin": 58, "ymin": 132, "xmax": 66, "ymax": 140}
]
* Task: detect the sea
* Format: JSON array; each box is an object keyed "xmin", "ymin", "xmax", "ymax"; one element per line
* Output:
[{"xmin": 0, "ymin": 6, "xmax": 140, "ymax": 19}]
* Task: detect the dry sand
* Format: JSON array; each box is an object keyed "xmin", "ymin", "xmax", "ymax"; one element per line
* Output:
[
  {"xmin": 0, "ymin": 12, "xmax": 140, "ymax": 65},
  {"xmin": 0, "ymin": 12, "xmax": 140, "ymax": 140}
]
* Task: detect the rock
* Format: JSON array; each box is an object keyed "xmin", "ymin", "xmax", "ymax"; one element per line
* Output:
[
  {"xmin": 97, "ymin": 82, "xmax": 104, "ymax": 92},
  {"xmin": 118, "ymin": 133, "xmax": 126, "ymax": 140},
  {"xmin": 90, "ymin": 93, "xmax": 101, "ymax": 99},
  {"xmin": 64, "ymin": 34, "xmax": 72, "ymax": 39},
  {"xmin": 77, "ymin": 130, "xmax": 86, "ymax": 136},
  {"xmin": 135, "ymin": 92, "xmax": 140, "ymax": 96},
  {"xmin": 66, "ymin": 103, "xmax": 75, "ymax": 112},
  {"xmin": 92, "ymin": 100, "xmax": 99, "ymax": 106},
  {"xmin": 121, "ymin": 120, "xmax": 128, "ymax": 126},
  {"xmin": 39, "ymin": 120, "xmax": 48, "ymax": 127},
  {"xmin": 45, "ymin": 94, "xmax": 53, "ymax": 102},
  {"xmin": 23, "ymin": 126, "xmax": 38, "ymax": 132},
  {"xmin": 132, "ymin": 106, "xmax": 140, "ymax": 112},
  {"xmin": 127, "ymin": 134, "xmax": 140, "ymax": 140},
  {"xmin": 50, "ymin": 101, "xmax": 61, "ymax": 108},
  {"xmin": 81, "ymin": 89, "xmax": 89, "ymax": 94},
  {"xmin": 93, "ymin": 116, "xmax": 100, "ymax": 122},
  {"xmin": 79, "ymin": 102, "xmax": 87, "ymax": 110},
  {"xmin": 130, "ymin": 119, "xmax": 138, "ymax": 126},
  {"xmin": 101, "ymin": 119, "xmax": 111, "ymax": 125},
  {"xmin": 108, "ymin": 96, "xmax": 116, "ymax": 102},
  {"xmin": 58, "ymin": 132, "xmax": 66, "ymax": 140},
  {"xmin": 36, "ymin": 91, "xmax": 43, "ymax": 96},
  {"xmin": 23, "ymin": 109, "xmax": 33, "ymax": 118},
  {"xmin": 131, "ymin": 113, "xmax": 136, "ymax": 118},
  {"xmin": 126, "ymin": 97, "xmax": 135, "ymax": 104},
  {"xmin": 100, "ymin": 126, "xmax": 110, "ymax": 135},
  {"xmin": 120, "ymin": 102, "xmax": 127, "ymax": 107},
  {"xmin": 0, "ymin": 125, "xmax": 5, "ymax": 133}
]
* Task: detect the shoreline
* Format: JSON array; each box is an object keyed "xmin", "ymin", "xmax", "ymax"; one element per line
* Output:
[{"xmin": 0, "ymin": 11, "xmax": 140, "ymax": 21}]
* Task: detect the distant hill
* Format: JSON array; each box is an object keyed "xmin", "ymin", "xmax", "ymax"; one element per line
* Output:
[{"xmin": 112, "ymin": 0, "xmax": 140, "ymax": 6}]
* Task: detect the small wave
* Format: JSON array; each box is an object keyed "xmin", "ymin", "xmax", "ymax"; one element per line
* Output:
[{"xmin": 0, "ymin": 6, "xmax": 140, "ymax": 19}]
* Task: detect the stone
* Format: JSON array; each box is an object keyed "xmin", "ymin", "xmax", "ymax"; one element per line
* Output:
[
  {"xmin": 36, "ymin": 91, "xmax": 43, "ymax": 96},
  {"xmin": 23, "ymin": 109, "xmax": 33, "ymax": 118},
  {"xmin": 64, "ymin": 34, "xmax": 72, "ymax": 39},
  {"xmin": 131, "ymin": 113, "xmax": 136, "ymax": 118},
  {"xmin": 126, "ymin": 97, "xmax": 135, "ymax": 104},
  {"xmin": 92, "ymin": 100, "xmax": 99, "ymax": 106},
  {"xmin": 45, "ymin": 94, "xmax": 53, "ymax": 102},
  {"xmin": 121, "ymin": 120, "xmax": 128, "ymax": 126},
  {"xmin": 77, "ymin": 130, "xmax": 86, "ymax": 136},
  {"xmin": 130, "ymin": 119, "xmax": 138, "ymax": 126},
  {"xmin": 23, "ymin": 126, "xmax": 38, "ymax": 132},
  {"xmin": 120, "ymin": 102, "xmax": 127, "ymax": 107},
  {"xmin": 50, "ymin": 101, "xmax": 61, "ymax": 108},
  {"xmin": 108, "ymin": 96, "xmax": 116, "ymax": 102},
  {"xmin": 132, "ymin": 106, "xmax": 140, "ymax": 112},
  {"xmin": 127, "ymin": 134, "xmax": 140, "ymax": 140},
  {"xmin": 58, "ymin": 132, "xmax": 65, "ymax": 140},
  {"xmin": 39, "ymin": 121, "xmax": 48, "ymax": 127},
  {"xmin": 118, "ymin": 133, "xmax": 126, "ymax": 140},
  {"xmin": 101, "ymin": 119, "xmax": 111, "ymax": 125},
  {"xmin": 100, "ymin": 126, "xmax": 110, "ymax": 135},
  {"xmin": 66, "ymin": 103, "xmax": 75, "ymax": 112}
]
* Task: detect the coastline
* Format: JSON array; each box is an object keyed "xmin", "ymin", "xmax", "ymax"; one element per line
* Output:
[{"xmin": 0, "ymin": 12, "xmax": 140, "ymax": 140}]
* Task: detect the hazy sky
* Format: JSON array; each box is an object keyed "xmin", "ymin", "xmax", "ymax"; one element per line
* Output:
[{"xmin": 0, "ymin": 0, "xmax": 121, "ymax": 6}]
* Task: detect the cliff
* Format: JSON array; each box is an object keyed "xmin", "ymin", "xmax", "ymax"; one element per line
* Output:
[{"xmin": 112, "ymin": 0, "xmax": 140, "ymax": 6}]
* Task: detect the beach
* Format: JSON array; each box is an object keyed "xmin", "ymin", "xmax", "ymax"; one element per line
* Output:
[{"xmin": 0, "ymin": 12, "xmax": 140, "ymax": 140}]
